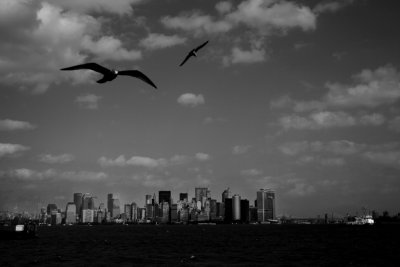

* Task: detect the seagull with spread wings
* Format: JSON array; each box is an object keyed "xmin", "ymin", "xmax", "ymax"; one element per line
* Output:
[
  {"xmin": 60, "ymin": 62, "xmax": 157, "ymax": 89},
  {"xmin": 179, "ymin": 40, "xmax": 209, "ymax": 67}
]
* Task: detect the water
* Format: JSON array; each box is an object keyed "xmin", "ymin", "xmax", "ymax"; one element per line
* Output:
[{"xmin": 1, "ymin": 224, "xmax": 399, "ymax": 266}]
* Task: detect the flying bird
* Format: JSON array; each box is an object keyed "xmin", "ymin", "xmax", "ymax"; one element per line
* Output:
[
  {"xmin": 60, "ymin": 62, "xmax": 157, "ymax": 89},
  {"xmin": 179, "ymin": 40, "xmax": 209, "ymax": 67}
]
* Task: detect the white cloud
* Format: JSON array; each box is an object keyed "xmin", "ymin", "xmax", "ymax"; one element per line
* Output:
[
  {"xmin": 162, "ymin": 0, "xmax": 318, "ymax": 65},
  {"xmin": 241, "ymin": 169, "xmax": 263, "ymax": 176},
  {"xmin": 50, "ymin": 0, "xmax": 144, "ymax": 16},
  {"xmin": 0, "ymin": 2, "xmax": 142, "ymax": 93},
  {"xmin": 0, "ymin": 168, "xmax": 55, "ymax": 181},
  {"xmin": 0, "ymin": 119, "xmax": 36, "ymax": 131},
  {"xmin": 271, "ymin": 65, "xmax": 400, "ymax": 112},
  {"xmin": 162, "ymin": 0, "xmax": 317, "ymax": 35},
  {"xmin": 81, "ymin": 35, "xmax": 142, "ymax": 61},
  {"xmin": 140, "ymin": 33, "xmax": 187, "ymax": 50},
  {"xmin": 203, "ymin": 117, "xmax": 227, "ymax": 124},
  {"xmin": 325, "ymin": 65, "xmax": 400, "ymax": 108},
  {"xmin": 227, "ymin": 0, "xmax": 316, "ymax": 33},
  {"xmin": 313, "ymin": 0, "xmax": 354, "ymax": 14},
  {"xmin": 39, "ymin": 154, "xmax": 75, "ymax": 164},
  {"xmin": 363, "ymin": 151, "xmax": 400, "ymax": 168},
  {"xmin": 195, "ymin": 152, "xmax": 211, "ymax": 161},
  {"xmin": 279, "ymin": 140, "xmax": 362, "ymax": 156},
  {"xmin": 216, "ymin": 1, "xmax": 233, "ymax": 14},
  {"xmin": 296, "ymin": 155, "xmax": 345, "ymax": 166},
  {"xmin": 286, "ymin": 182, "xmax": 315, "ymax": 197},
  {"xmin": 60, "ymin": 171, "xmax": 108, "ymax": 181},
  {"xmin": 278, "ymin": 140, "xmax": 400, "ymax": 168},
  {"xmin": 98, "ymin": 155, "xmax": 167, "ymax": 168},
  {"xmin": 359, "ymin": 113, "xmax": 385, "ymax": 126},
  {"xmin": 177, "ymin": 93, "xmax": 205, "ymax": 107},
  {"xmin": 0, "ymin": 143, "xmax": 30, "ymax": 157},
  {"xmin": 232, "ymin": 145, "xmax": 251, "ymax": 155},
  {"xmin": 278, "ymin": 111, "xmax": 356, "ymax": 130},
  {"xmin": 278, "ymin": 111, "xmax": 385, "ymax": 130},
  {"xmin": 75, "ymin": 94, "xmax": 102, "ymax": 110},
  {"xmin": 161, "ymin": 13, "xmax": 233, "ymax": 37},
  {"xmin": 224, "ymin": 46, "xmax": 266, "ymax": 65}
]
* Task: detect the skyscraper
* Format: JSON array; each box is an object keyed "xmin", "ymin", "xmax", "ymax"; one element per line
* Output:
[
  {"xmin": 65, "ymin": 202, "xmax": 76, "ymax": 224},
  {"xmin": 73, "ymin": 193, "xmax": 83, "ymax": 217},
  {"xmin": 47, "ymin": 204, "xmax": 57, "ymax": 215},
  {"xmin": 195, "ymin": 187, "xmax": 209, "ymax": 209},
  {"xmin": 159, "ymin": 191, "xmax": 171, "ymax": 222},
  {"xmin": 256, "ymin": 189, "xmax": 276, "ymax": 222},
  {"xmin": 222, "ymin": 188, "xmax": 230, "ymax": 203},
  {"xmin": 240, "ymin": 199, "xmax": 250, "ymax": 223},
  {"xmin": 232, "ymin": 194, "xmax": 241, "ymax": 222},
  {"xmin": 81, "ymin": 193, "xmax": 92, "ymax": 210},
  {"xmin": 124, "ymin": 204, "xmax": 131, "ymax": 222},
  {"xmin": 145, "ymin": 194, "xmax": 152, "ymax": 205},
  {"xmin": 131, "ymin": 202, "xmax": 138, "ymax": 222},
  {"xmin": 107, "ymin": 193, "xmax": 120, "ymax": 219},
  {"xmin": 224, "ymin": 198, "xmax": 232, "ymax": 223}
]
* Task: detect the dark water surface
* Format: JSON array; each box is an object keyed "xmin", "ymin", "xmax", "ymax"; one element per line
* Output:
[{"xmin": 1, "ymin": 224, "xmax": 399, "ymax": 266}]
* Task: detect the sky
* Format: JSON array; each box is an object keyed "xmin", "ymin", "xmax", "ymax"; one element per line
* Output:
[{"xmin": 1, "ymin": 0, "xmax": 400, "ymax": 217}]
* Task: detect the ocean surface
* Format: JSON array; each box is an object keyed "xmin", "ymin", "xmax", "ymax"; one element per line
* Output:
[{"xmin": 1, "ymin": 224, "xmax": 399, "ymax": 266}]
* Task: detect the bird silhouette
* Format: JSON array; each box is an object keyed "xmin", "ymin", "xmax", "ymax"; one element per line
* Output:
[
  {"xmin": 179, "ymin": 40, "xmax": 209, "ymax": 67},
  {"xmin": 60, "ymin": 62, "xmax": 157, "ymax": 89}
]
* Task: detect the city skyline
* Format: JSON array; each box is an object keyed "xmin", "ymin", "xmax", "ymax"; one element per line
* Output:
[{"xmin": 1, "ymin": 0, "xmax": 400, "ymax": 217}]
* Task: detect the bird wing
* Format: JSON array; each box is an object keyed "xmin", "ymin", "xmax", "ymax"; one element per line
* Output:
[
  {"xmin": 118, "ymin": 70, "xmax": 157, "ymax": 89},
  {"xmin": 60, "ymin": 62, "xmax": 110, "ymax": 75},
  {"xmin": 194, "ymin": 40, "xmax": 209, "ymax": 52},
  {"xmin": 179, "ymin": 53, "xmax": 192, "ymax": 67}
]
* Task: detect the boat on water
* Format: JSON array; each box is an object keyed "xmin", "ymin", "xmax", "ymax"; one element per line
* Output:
[
  {"xmin": 0, "ymin": 217, "xmax": 38, "ymax": 239},
  {"xmin": 347, "ymin": 215, "xmax": 374, "ymax": 225}
]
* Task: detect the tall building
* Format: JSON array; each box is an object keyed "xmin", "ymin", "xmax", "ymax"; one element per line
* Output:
[
  {"xmin": 216, "ymin": 202, "xmax": 225, "ymax": 220},
  {"xmin": 131, "ymin": 202, "xmax": 138, "ymax": 222},
  {"xmin": 195, "ymin": 187, "xmax": 209, "ymax": 209},
  {"xmin": 209, "ymin": 199, "xmax": 217, "ymax": 220},
  {"xmin": 160, "ymin": 202, "xmax": 170, "ymax": 223},
  {"xmin": 145, "ymin": 194, "xmax": 153, "ymax": 205},
  {"xmin": 90, "ymin": 196, "xmax": 100, "ymax": 210},
  {"xmin": 112, "ymin": 198, "xmax": 120, "ymax": 219},
  {"xmin": 47, "ymin": 204, "xmax": 57, "ymax": 215},
  {"xmin": 224, "ymin": 198, "xmax": 232, "ymax": 223},
  {"xmin": 65, "ymin": 202, "xmax": 76, "ymax": 224},
  {"xmin": 232, "ymin": 194, "xmax": 241, "ymax": 222},
  {"xmin": 159, "ymin": 191, "xmax": 171, "ymax": 222},
  {"xmin": 73, "ymin": 193, "xmax": 83, "ymax": 217},
  {"xmin": 82, "ymin": 209, "xmax": 94, "ymax": 223},
  {"xmin": 240, "ymin": 199, "xmax": 250, "ymax": 223},
  {"xmin": 107, "ymin": 193, "xmax": 120, "ymax": 218},
  {"xmin": 256, "ymin": 189, "xmax": 276, "ymax": 222},
  {"xmin": 222, "ymin": 188, "xmax": 230, "ymax": 203},
  {"xmin": 124, "ymin": 204, "xmax": 131, "ymax": 222},
  {"xmin": 107, "ymin": 194, "xmax": 114, "ymax": 215},
  {"xmin": 81, "ymin": 193, "xmax": 92, "ymax": 210}
]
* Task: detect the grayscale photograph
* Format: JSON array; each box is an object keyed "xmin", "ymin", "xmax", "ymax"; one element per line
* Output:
[{"xmin": 1, "ymin": 0, "xmax": 400, "ymax": 266}]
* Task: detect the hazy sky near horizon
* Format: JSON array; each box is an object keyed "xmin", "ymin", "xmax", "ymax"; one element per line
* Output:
[{"xmin": 1, "ymin": 0, "xmax": 400, "ymax": 217}]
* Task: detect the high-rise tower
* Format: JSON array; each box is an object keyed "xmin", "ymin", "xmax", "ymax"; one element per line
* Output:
[
  {"xmin": 256, "ymin": 189, "xmax": 275, "ymax": 222},
  {"xmin": 222, "ymin": 188, "xmax": 230, "ymax": 203},
  {"xmin": 73, "ymin": 193, "xmax": 83, "ymax": 217}
]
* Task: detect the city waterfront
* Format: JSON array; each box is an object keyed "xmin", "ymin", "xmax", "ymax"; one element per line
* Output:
[{"xmin": 1, "ymin": 224, "xmax": 400, "ymax": 266}]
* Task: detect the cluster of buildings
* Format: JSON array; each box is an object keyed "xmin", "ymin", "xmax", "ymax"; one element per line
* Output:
[{"xmin": 39, "ymin": 188, "xmax": 276, "ymax": 225}]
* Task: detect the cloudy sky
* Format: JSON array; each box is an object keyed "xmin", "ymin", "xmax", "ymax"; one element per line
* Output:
[{"xmin": 1, "ymin": 0, "xmax": 400, "ymax": 217}]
